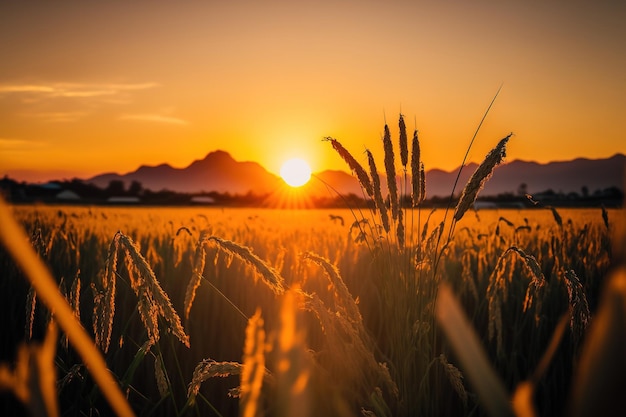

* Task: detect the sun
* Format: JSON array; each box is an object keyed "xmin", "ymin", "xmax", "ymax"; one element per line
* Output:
[{"xmin": 280, "ymin": 158, "xmax": 312, "ymax": 187}]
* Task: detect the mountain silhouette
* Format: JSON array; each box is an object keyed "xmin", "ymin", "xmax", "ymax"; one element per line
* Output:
[
  {"xmin": 88, "ymin": 150, "xmax": 282, "ymax": 194},
  {"xmin": 424, "ymin": 154, "xmax": 625, "ymax": 197},
  {"xmin": 86, "ymin": 151, "xmax": 625, "ymax": 198}
]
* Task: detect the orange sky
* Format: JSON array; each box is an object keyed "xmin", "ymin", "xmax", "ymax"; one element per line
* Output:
[{"xmin": 1, "ymin": 1, "xmax": 625, "ymax": 183}]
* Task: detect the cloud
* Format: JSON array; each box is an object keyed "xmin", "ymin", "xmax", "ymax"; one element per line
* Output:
[
  {"xmin": 0, "ymin": 138, "xmax": 47, "ymax": 150},
  {"xmin": 119, "ymin": 114, "xmax": 189, "ymax": 125},
  {"xmin": 0, "ymin": 82, "xmax": 158, "ymax": 99},
  {"xmin": 27, "ymin": 111, "xmax": 88, "ymax": 123}
]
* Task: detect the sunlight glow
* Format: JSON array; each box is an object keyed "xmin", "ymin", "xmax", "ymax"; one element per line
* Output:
[{"xmin": 280, "ymin": 158, "xmax": 311, "ymax": 187}]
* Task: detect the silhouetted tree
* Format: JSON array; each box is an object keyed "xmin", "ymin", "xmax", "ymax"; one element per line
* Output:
[
  {"xmin": 106, "ymin": 180, "xmax": 125, "ymax": 195},
  {"xmin": 128, "ymin": 180, "xmax": 143, "ymax": 196}
]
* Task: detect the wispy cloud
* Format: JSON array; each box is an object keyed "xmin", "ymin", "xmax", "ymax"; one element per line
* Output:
[
  {"xmin": 119, "ymin": 114, "xmax": 189, "ymax": 126},
  {"xmin": 26, "ymin": 111, "xmax": 88, "ymax": 123},
  {"xmin": 0, "ymin": 82, "xmax": 158, "ymax": 99},
  {"xmin": 0, "ymin": 138, "xmax": 47, "ymax": 150}
]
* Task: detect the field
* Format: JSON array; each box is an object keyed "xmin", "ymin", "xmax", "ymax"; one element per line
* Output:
[{"xmin": 1, "ymin": 202, "xmax": 623, "ymax": 417}]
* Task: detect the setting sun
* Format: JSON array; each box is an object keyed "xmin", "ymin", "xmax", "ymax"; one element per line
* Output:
[{"xmin": 280, "ymin": 158, "xmax": 312, "ymax": 187}]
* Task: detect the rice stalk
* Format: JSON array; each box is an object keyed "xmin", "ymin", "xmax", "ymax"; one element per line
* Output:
[
  {"xmin": 453, "ymin": 133, "xmax": 512, "ymax": 222},
  {"xmin": 207, "ymin": 236, "xmax": 285, "ymax": 295},
  {"xmin": 411, "ymin": 130, "xmax": 422, "ymax": 206},
  {"xmin": 154, "ymin": 356, "xmax": 169, "ymax": 399},
  {"xmin": 324, "ymin": 137, "xmax": 374, "ymax": 197},
  {"xmin": 383, "ymin": 124, "xmax": 399, "ymax": 220},
  {"xmin": 396, "ymin": 208, "xmax": 405, "ymax": 249},
  {"xmin": 507, "ymin": 246, "xmax": 546, "ymax": 314},
  {"xmin": 398, "ymin": 114, "xmax": 409, "ymax": 168},
  {"xmin": 438, "ymin": 354, "xmax": 468, "ymax": 409},
  {"xmin": 563, "ymin": 269, "xmax": 591, "ymax": 349},
  {"xmin": 601, "ymin": 204, "xmax": 609, "ymax": 229},
  {"xmin": 367, "ymin": 150, "xmax": 390, "ymax": 233},
  {"xmin": 299, "ymin": 291, "xmax": 398, "ymax": 407},
  {"xmin": 303, "ymin": 252, "xmax": 362, "ymax": 325},
  {"xmin": 117, "ymin": 232, "xmax": 190, "ymax": 347},
  {"xmin": 187, "ymin": 360, "xmax": 243, "ymax": 405},
  {"xmin": 419, "ymin": 162, "xmax": 426, "ymax": 204},
  {"xmin": 69, "ymin": 271, "xmax": 81, "ymax": 321},
  {"xmin": 548, "ymin": 206, "xmax": 563, "ymax": 228},
  {"xmin": 569, "ymin": 266, "xmax": 626, "ymax": 417},
  {"xmin": 94, "ymin": 236, "xmax": 119, "ymax": 353},
  {"xmin": 184, "ymin": 230, "xmax": 210, "ymax": 321},
  {"xmin": 62, "ymin": 271, "xmax": 82, "ymax": 350},
  {"xmin": 25, "ymin": 285, "xmax": 36, "ymax": 340}
]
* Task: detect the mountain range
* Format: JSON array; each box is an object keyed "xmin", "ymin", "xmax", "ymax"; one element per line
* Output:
[{"xmin": 87, "ymin": 150, "xmax": 625, "ymax": 198}]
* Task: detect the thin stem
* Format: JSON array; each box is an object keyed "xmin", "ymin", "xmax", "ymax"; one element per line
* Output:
[{"xmin": 433, "ymin": 85, "xmax": 503, "ymax": 277}]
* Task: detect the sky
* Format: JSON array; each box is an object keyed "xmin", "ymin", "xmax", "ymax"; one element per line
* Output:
[{"xmin": 1, "ymin": 0, "xmax": 625, "ymax": 183}]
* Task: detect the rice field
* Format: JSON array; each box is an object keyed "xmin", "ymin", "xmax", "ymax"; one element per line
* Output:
[
  {"xmin": 0, "ymin": 116, "xmax": 624, "ymax": 417},
  {"xmin": 0, "ymin": 202, "xmax": 622, "ymax": 417}
]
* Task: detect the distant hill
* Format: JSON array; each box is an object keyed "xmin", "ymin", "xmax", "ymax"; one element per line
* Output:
[
  {"xmin": 86, "ymin": 151, "xmax": 625, "ymax": 198},
  {"xmin": 88, "ymin": 150, "xmax": 283, "ymax": 194},
  {"xmin": 424, "ymin": 154, "xmax": 625, "ymax": 197}
]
